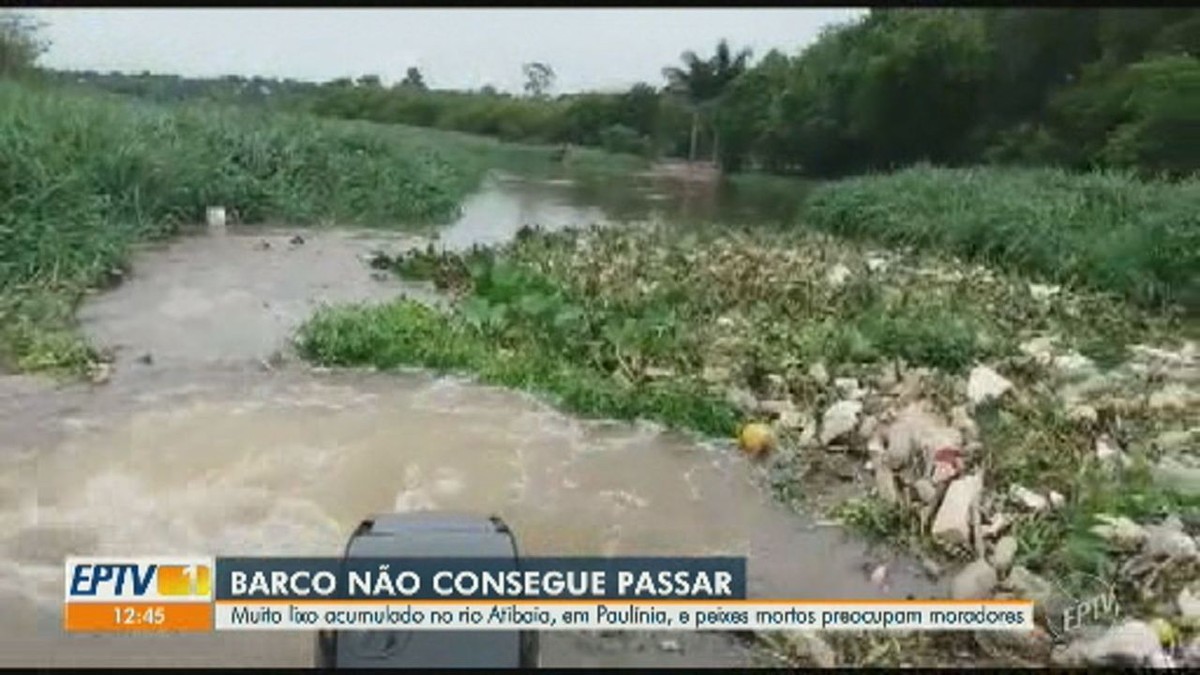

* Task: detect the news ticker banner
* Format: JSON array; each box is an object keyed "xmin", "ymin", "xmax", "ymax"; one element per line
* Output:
[{"xmin": 64, "ymin": 556, "xmax": 1034, "ymax": 633}]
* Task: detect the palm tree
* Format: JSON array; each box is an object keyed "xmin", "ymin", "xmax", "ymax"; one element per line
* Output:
[{"xmin": 662, "ymin": 39, "xmax": 752, "ymax": 164}]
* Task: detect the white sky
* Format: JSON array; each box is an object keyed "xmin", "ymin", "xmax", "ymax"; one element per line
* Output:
[{"xmin": 26, "ymin": 8, "xmax": 865, "ymax": 93}]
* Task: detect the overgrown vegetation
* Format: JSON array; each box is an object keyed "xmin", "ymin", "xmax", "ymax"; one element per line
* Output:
[
  {"xmin": 298, "ymin": 219, "xmax": 1187, "ymax": 435},
  {"xmin": 802, "ymin": 166, "xmax": 1200, "ymax": 311},
  {"xmin": 301, "ymin": 220, "xmax": 1196, "ymax": 663},
  {"xmin": 0, "ymin": 81, "xmax": 483, "ymax": 372}
]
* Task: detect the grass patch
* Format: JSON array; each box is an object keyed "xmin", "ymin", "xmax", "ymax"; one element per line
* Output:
[
  {"xmin": 297, "ymin": 298, "xmax": 738, "ymax": 435},
  {"xmin": 802, "ymin": 165, "xmax": 1200, "ymax": 312},
  {"xmin": 0, "ymin": 80, "xmax": 485, "ymax": 373},
  {"xmin": 301, "ymin": 220, "xmax": 1184, "ymax": 439}
]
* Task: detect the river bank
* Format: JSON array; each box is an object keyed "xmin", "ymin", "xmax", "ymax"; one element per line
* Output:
[{"xmin": 299, "ymin": 181, "xmax": 1198, "ymax": 665}]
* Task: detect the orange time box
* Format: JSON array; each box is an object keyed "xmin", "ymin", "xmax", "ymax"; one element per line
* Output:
[{"xmin": 65, "ymin": 602, "xmax": 213, "ymax": 633}]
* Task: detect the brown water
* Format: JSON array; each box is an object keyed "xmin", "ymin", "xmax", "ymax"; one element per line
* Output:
[{"xmin": 0, "ymin": 173, "xmax": 937, "ymax": 667}]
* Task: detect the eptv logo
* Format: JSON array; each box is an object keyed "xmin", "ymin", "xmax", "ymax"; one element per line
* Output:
[{"xmin": 65, "ymin": 557, "xmax": 213, "ymax": 602}]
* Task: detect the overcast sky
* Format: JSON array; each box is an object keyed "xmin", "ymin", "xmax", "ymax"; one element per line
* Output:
[{"xmin": 27, "ymin": 8, "xmax": 865, "ymax": 93}]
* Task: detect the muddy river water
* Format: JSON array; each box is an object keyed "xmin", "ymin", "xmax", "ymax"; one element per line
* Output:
[{"xmin": 0, "ymin": 172, "xmax": 941, "ymax": 667}]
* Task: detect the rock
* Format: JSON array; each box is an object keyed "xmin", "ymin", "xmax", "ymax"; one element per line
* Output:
[
  {"xmin": 808, "ymin": 361, "xmax": 830, "ymax": 386},
  {"xmin": 921, "ymin": 557, "xmax": 943, "ymax": 578},
  {"xmin": 826, "ymin": 263, "xmax": 852, "ymax": 287},
  {"xmin": 951, "ymin": 559, "xmax": 998, "ymax": 600},
  {"xmin": 974, "ymin": 628, "xmax": 1053, "ymax": 663},
  {"xmin": 796, "ymin": 414, "xmax": 818, "ymax": 447},
  {"xmin": 1178, "ymin": 587, "xmax": 1200, "ymax": 624},
  {"xmin": 777, "ymin": 409, "xmax": 805, "ymax": 430},
  {"xmin": 980, "ymin": 513, "xmax": 1011, "ymax": 539},
  {"xmin": 820, "ymin": 400, "xmax": 863, "ymax": 446},
  {"xmin": 289, "ymin": 234, "xmax": 305, "ymax": 245},
  {"xmin": 1090, "ymin": 514, "xmax": 1147, "ymax": 549},
  {"xmin": 1018, "ymin": 337, "xmax": 1096, "ymax": 379},
  {"xmin": 1143, "ymin": 522, "xmax": 1198, "ymax": 559},
  {"xmin": 255, "ymin": 239, "xmax": 271, "ymax": 250},
  {"xmin": 1154, "ymin": 429, "xmax": 1198, "ymax": 453},
  {"xmin": 1067, "ymin": 404, "xmax": 1099, "ymax": 425},
  {"xmin": 765, "ymin": 373, "xmax": 788, "ymax": 398},
  {"xmin": 883, "ymin": 401, "xmax": 962, "ymax": 470},
  {"xmin": 726, "ymin": 387, "xmax": 758, "ymax": 412},
  {"xmin": 891, "ymin": 368, "xmax": 930, "ymax": 402},
  {"xmin": 858, "ymin": 414, "xmax": 880, "ymax": 441},
  {"xmin": 931, "ymin": 472, "xmax": 983, "ymax": 545},
  {"xmin": 1056, "ymin": 620, "xmax": 1165, "ymax": 666},
  {"xmin": 1095, "ymin": 434, "xmax": 1120, "ymax": 461},
  {"xmin": 370, "ymin": 271, "xmax": 390, "ymax": 281},
  {"xmin": 1004, "ymin": 566, "xmax": 1057, "ymax": 609},
  {"xmin": 866, "ymin": 432, "xmax": 885, "ymax": 456},
  {"xmin": 866, "ymin": 256, "xmax": 890, "ymax": 273},
  {"xmin": 758, "ymin": 399, "xmax": 796, "ymax": 417},
  {"xmin": 950, "ymin": 405, "xmax": 978, "ymax": 440},
  {"xmin": 1010, "ymin": 485, "xmax": 1049, "ymax": 512},
  {"xmin": 1184, "ymin": 635, "xmax": 1200, "ymax": 668},
  {"xmin": 877, "ymin": 362, "xmax": 900, "ymax": 391},
  {"xmin": 874, "ymin": 464, "xmax": 899, "ymax": 504},
  {"xmin": 644, "ymin": 366, "xmax": 676, "ymax": 379},
  {"xmin": 1131, "ymin": 343, "xmax": 1197, "ymax": 368},
  {"xmin": 1055, "ymin": 351, "xmax": 1097, "ymax": 379},
  {"xmin": 991, "ymin": 536, "xmax": 1018, "ymax": 572},
  {"xmin": 834, "ymin": 377, "xmax": 863, "ymax": 399},
  {"xmin": 88, "ymin": 362, "xmax": 112, "ymax": 385},
  {"xmin": 782, "ymin": 632, "xmax": 836, "ymax": 668},
  {"xmin": 701, "ymin": 365, "xmax": 731, "ymax": 383},
  {"xmin": 914, "ymin": 478, "xmax": 938, "ymax": 505},
  {"xmin": 1029, "ymin": 283, "xmax": 1061, "ymax": 300},
  {"xmin": 136, "ymin": 353, "xmax": 153, "ymax": 365},
  {"xmin": 968, "ymin": 366, "xmax": 1013, "ymax": 405},
  {"xmin": 869, "ymin": 564, "xmax": 888, "ymax": 588},
  {"xmin": 658, "ymin": 639, "xmax": 681, "ymax": 653},
  {"xmin": 1152, "ymin": 456, "xmax": 1200, "ymax": 497},
  {"xmin": 1149, "ymin": 383, "xmax": 1196, "ymax": 411},
  {"xmin": 1048, "ymin": 491, "xmax": 1066, "ymax": 510},
  {"xmin": 1020, "ymin": 337, "xmax": 1057, "ymax": 366}
]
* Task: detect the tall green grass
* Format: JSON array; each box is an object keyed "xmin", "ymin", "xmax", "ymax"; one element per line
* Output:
[
  {"xmin": 802, "ymin": 165, "xmax": 1200, "ymax": 312},
  {"xmin": 0, "ymin": 81, "xmax": 485, "ymax": 371}
]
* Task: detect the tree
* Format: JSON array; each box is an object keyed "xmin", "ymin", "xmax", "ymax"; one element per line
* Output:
[
  {"xmin": 618, "ymin": 82, "xmax": 661, "ymax": 140},
  {"xmin": 0, "ymin": 11, "xmax": 47, "ymax": 77},
  {"xmin": 522, "ymin": 62, "xmax": 555, "ymax": 98},
  {"xmin": 662, "ymin": 39, "xmax": 752, "ymax": 164},
  {"xmin": 400, "ymin": 66, "xmax": 426, "ymax": 91},
  {"xmin": 355, "ymin": 74, "xmax": 382, "ymax": 88},
  {"xmin": 714, "ymin": 50, "xmax": 789, "ymax": 171}
]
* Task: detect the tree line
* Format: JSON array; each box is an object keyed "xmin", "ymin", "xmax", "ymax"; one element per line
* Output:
[
  {"xmin": 8, "ymin": 9, "xmax": 1199, "ymax": 178},
  {"xmin": 714, "ymin": 8, "xmax": 1197, "ymax": 177}
]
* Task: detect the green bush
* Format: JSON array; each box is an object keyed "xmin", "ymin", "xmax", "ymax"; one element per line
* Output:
[
  {"xmin": 0, "ymin": 81, "xmax": 483, "ymax": 371},
  {"xmin": 803, "ymin": 165, "xmax": 1200, "ymax": 311}
]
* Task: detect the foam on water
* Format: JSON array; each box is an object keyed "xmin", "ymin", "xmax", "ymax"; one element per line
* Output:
[{"xmin": 0, "ymin": 176, "xmax": 936, "ymax": 666}]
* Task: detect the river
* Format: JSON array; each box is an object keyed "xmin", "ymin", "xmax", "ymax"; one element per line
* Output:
[{"xmin": 0, "ymin": 170, "xmax": 939, "ymax": 667}]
